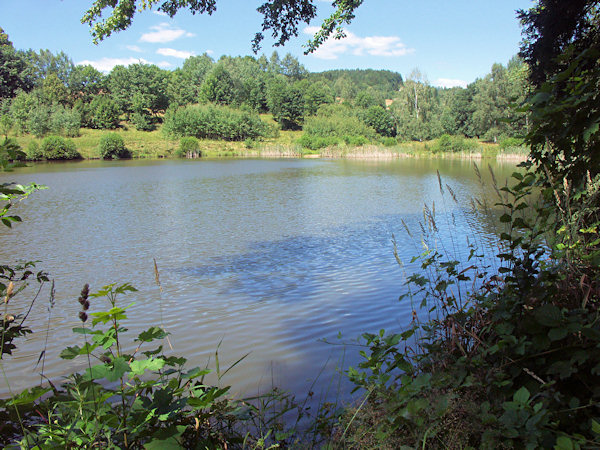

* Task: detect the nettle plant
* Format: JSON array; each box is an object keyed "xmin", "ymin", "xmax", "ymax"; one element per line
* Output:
[{"xmin": 14, "ymin": 283, "xmax": 240, "ymax": 449}]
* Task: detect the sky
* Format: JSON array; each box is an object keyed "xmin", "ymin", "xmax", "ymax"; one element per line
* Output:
[{"xmin": 0, "ymin": 0, "xmax": 534, "ymax": 88}]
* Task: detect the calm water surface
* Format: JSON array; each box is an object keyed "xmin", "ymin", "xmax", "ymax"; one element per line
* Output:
[{"xmin": 0, "ymin": 158, "xmax": 516, "ymax": 399}]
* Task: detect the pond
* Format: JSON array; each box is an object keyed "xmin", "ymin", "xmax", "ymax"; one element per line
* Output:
[{"xmin": 0, "ymin": 157, "xmax": 517, "ymax": 400}]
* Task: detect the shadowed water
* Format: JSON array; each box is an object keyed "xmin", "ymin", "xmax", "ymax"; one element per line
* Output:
[{"xmin": 0, "ymin": 157, "xmax": 517, "ymax": 399}]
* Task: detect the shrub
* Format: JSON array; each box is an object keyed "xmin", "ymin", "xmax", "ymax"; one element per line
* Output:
[
  {"xmin": 343, "ymin": 135, "xmax": 369, "ymax": 146},
  {"xmin": 50, "ymin": 106, "xmax": 81, "ymax": 137},
  {"xmin": 303, "ymin": 113, "xmax": 376, "ymax": 141},
  {"xmin": 26, "ymin": 140, "xmax": 43, "ymax": 160},
  {"xmin": 380, "ymin": 136, "xmax": 398, "ymax": 147},
  {"xmin": 89, "ymin": 96, "xmax": 121, "ymax": 129},
  {"xmin": 177, "ymin": 136, "xmax": 201, "ymax": 157},
  {"xmin": 131, "ymin": 111, "xmax": 155, "ymax": 131},
  {"xmin": 360, "ymin": 105, "xmax": 397, "ymax": 137},
  {"xmin": 98, "ymin": 133, "xmax": 130, "ymax": 159},
  {"xmin": 40, "ymin": 136, "xmax": 80, "ymax": 160},
  {"xmin": 27, "ymin": 105, "xmax": 51, "ymax": 138},
  {"xmin": 432, "ymin": 134, "xmax": 480, "ymax": 153},
  {"xmin": 163, "ymin": 104, "xmax": 269, "ymax": 141},
  {"xmin": 297, "ymin": 134, "xmax": 339, "ymax": 150}
]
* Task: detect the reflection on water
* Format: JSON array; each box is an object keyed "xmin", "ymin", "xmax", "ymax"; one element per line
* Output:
[{"xmin": 0, "ymin": 157, "xmax": 516, "ymax": 398}]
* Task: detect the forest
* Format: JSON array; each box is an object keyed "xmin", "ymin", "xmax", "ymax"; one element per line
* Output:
[{"xmin": 1, "ymin": 27, "xmax": 529, "ymax": 159}]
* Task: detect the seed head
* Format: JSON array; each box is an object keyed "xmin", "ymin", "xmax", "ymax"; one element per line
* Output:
[
  {"xmin": 4, "ymin": 282, "xmax": 14, "ymax": 304},
  {"xmin": 79, "ymin": 311, "xmax": 88, "ymax": 323}
]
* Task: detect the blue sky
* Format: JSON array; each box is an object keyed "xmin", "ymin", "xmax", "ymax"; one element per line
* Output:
[{"xmin": 1, "ymin": 0, "xmax": 533, "ymax": 87}]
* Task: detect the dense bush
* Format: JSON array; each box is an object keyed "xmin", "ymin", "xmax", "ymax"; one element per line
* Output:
[
  {"xmin": 130, "ymin": 111, "xmax": 155, "ymax": 131},
  {"xmin": 177, "ymin": 136, "xmax": 201, "ymax": 157},
  {"xmin": 432, "ymin": 134, "xmax": 480, "ymax": 153},
  {"xmin": 88, "ymin": 95, "xmax": 121, "ymax": 129},
  {"xmin": 40, "ymin": 135, "xmax": 80, "ymax": 160},
  {"xmin": 27, "ymin": 105, "xmax": 51, "ymax": 138},
  {"xmin": 98, "ymin": 133, "xmax": 130, "ymax": 159},
  {"xmin": 50, "ymin": 105, "xmax": 81, "ymax": 137},
  {"xmin": 163, "ymin": 104, "xmax": 270, "ymax": 141},
  {"xmin": 26, "ymin": 140, "xmax": 43, "ymax": 160},
  {"xmin": 360, "ymin": 105, "xmax": 396, "ymax": 137},
  {"xmin": 296, "ymin": 134, "xmax": 339, "ymax": 150},
  {"xmin": 302, "ymin": 113, "xmax": 376, "ymax": 141}
]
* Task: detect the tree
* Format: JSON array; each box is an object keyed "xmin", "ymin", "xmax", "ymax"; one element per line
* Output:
[
  {"xmin": 24, "ymin": 49, "xmax": 74, "ymax": 87},
  {"xmin": 68, "ymin": 64, "xmax": 105, "ymax": 104},
  {"xmin": 267, "ymin": 77, "xmax": 305, "ymax": 130},
  {"xmin": 198, "ymin": 64, "xmax": 235, "ymax": 105},
  {"xmin": 519, "ymin": 0, "xmax": 600, "ymax": 183},
  {"xmin": 518, "ymin": 0, "xmax": 596, "ymax": 86},
  {"xmin": 303, "ymin": 81, "xmax": 334, "ymax": 116},
  {"xmin": 82, "ymin": 0, "xmax": 364, "ymax": 53},
  {"xmin": 0, "ymin": 27, "xmax": 31, "ymax": 99}
]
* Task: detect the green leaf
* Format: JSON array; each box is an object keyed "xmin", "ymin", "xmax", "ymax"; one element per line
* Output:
[
  {"xmin": 554, "ymin": 436, "xmax": 574, "ymax": 450},
  {"xmin": 548, "ymin": 327, "xmax": 568, "ymax": 341},
  {"xmin": 129, "ymin": 357, "xmax": 166, "ymax": 376},
  {"xmin": 499, "ymin": 213, "xmax": 512, "ymax": 223},
  {"xmin": 534, "ymin": 304, "xmax": 562, "ymax": 327},
  {"xmin": 136, "ymin": 326, "xmax": 168, "ymax": 342},
  {"xmin": 60, "ymin": 345, "xmax": 82, "ymax": 360},
  {"xmin": 7, "ymin": 386, "xmax": 51, "ymax": 406},
  {"xmin": 182, "ymin": 366, "xmax": 211, "ymax": 379},
  {"xmin": 592, "ymin": 419, "xmax": 600, "ymax": 435},
  {"xmin": 86, "ymin": 356, "xmax": 129, "ymax": 382},
  {"xmin": 513, "ymin": 386, "xmax": 530, "ymax": 404}
]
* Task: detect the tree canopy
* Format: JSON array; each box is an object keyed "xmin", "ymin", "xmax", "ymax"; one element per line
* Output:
[{"xmin": 82, "ymin": 0, "xmax": 364, "ymax": 52}]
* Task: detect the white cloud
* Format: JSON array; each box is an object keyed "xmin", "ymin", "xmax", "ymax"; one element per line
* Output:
[
  {"xmin": 157, "ymin": 48, "xmax": 195, "ymax": 59},
  {"xmin": 140, "ymin": 23, "xmax": 195, "ymax": 43},
  {"xmin": 205, "ymin": 49, "xmax": 214, "ymax": 55},
  {"xmin": 126, "ymin": 45, "xmax": 143, "ymax": 52},
  {"xmin": 303, "ymin": 27, "xmax": 414, "ymax": 60},
  {"xmin": 156, "ymin": 61, "xmax": 173, "ymax": 68},
  {"xmin": 77, "ymin": 57, "xmax": 149, "ymax": 72},
  {"xmin": 434, "ymin": 78, "xmax": 468, "ymax": 88},
  {"xmin": 152, "ymin": 10, "xmax": 168, "ymax": 17}
]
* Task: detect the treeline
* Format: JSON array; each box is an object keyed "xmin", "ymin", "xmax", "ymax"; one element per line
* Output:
[{"xmin": 1, "ymin": 25, "xmax": 530, "ymax": 157}]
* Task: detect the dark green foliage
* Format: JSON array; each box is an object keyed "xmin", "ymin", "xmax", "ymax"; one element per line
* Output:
[
  {"xmin": 360, "ymin": 105, "xmax": 396, "ymax": 137},
  {"xmin": 303, "ymin": 81, "xmax": 334, "ymax": 116},
  {"xmin": 310, "ymin": 69, "xmax": 403, "ymax": 99},
  {"xmin": 23, "ymin": 49, "xmax": 74, "ymax": 87},
  {"xmin": 0, "ymin": 27, "xmax": 32, "ymax": 99},
  {"xmin": 163, "ymin": 104, "xmax": 270, "ymax": 141},
  {"xmin": 267, "ymin": 78, "xmax": 305, "ymax": 130},
  {"xmin": 518, "ymin": 0, "xmax": 596, "ymax": 86},
  {"xmin": 198, "ymin": 64, "xmax": 234, "ymax": 105},
  {"xmin": 98, "ymin": 132, "xmax": 130, "ymax": 159},
  {"xmin": 88, "ymin": 95, "xmax": 120, "ymax": 129},
  {"xmin": 107, "ymin": 63, "xmax": 169, "ymax": 118},
  {"xmin": 39, "ymin": 135, "xmax": 80, "ymax": 160},
  {"xmin": 354, "ymin": 88, "xmax": 385, "ymax": 109},
  {"xmin": 525, "ymin": 47, "xmax": 600, "ymax": 184}
]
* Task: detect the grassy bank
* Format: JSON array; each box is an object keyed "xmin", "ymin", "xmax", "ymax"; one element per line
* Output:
[{"xmin": 8, "ymin": 118, "xmax": 529, "ymax": 162}]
